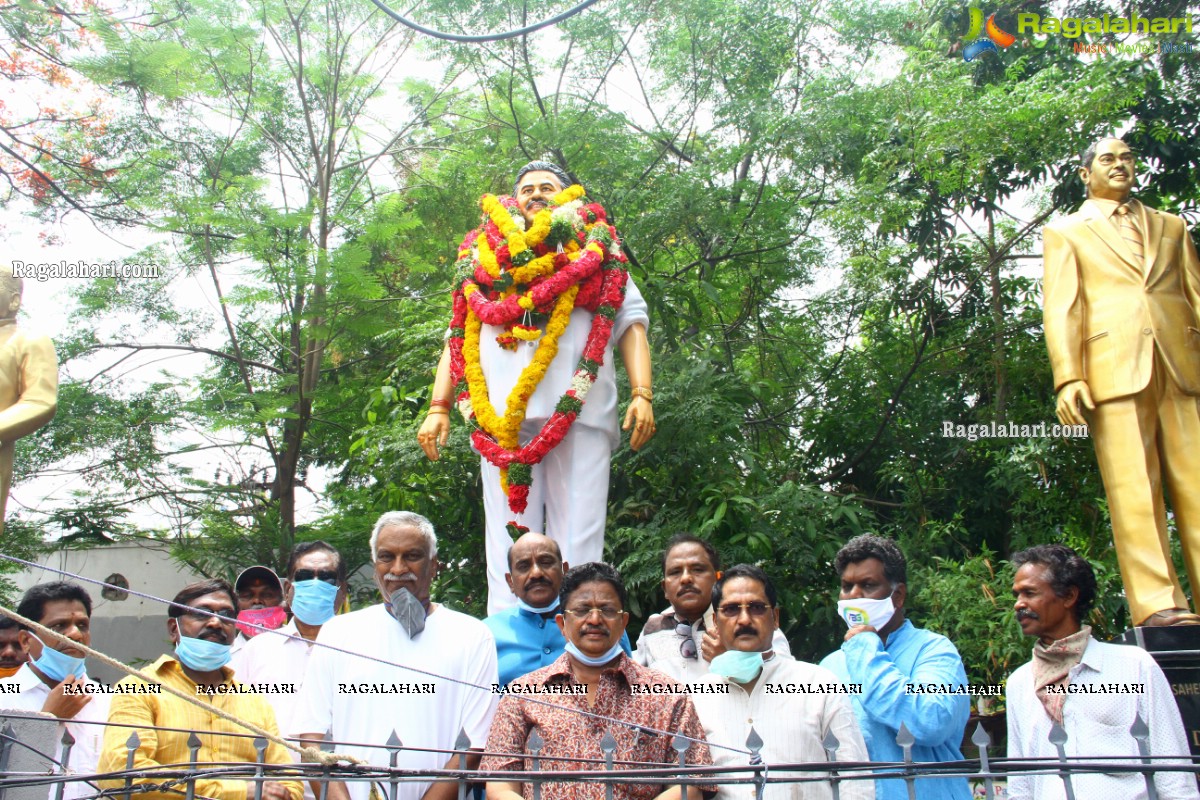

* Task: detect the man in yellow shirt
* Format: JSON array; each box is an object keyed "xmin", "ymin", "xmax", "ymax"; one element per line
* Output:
[{"xmin": 98, "ymin": 578, "xmax": 302, "ymax": 800}]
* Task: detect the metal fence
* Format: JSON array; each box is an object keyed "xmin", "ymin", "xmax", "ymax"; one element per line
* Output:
[{"xmin": 2, "ymin": 711, "xmax": 1198, "ymax": 800}]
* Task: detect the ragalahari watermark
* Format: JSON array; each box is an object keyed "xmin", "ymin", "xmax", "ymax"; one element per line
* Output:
[
  {"xmin": 942, "ymin": 421, "xmax": 1089, "ymax": 441},
  {"xmin": 12, "ymin": 260, "xmax": 161, "ymax": 282}
]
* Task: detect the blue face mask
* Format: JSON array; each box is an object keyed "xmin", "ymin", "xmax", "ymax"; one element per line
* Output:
[
  {"xmin": 565, "ymin": 640, "xmax": 623, "ymax": 667},
  {"xmin": 290, "ymin": 579, "xmax": 339, "ymax": 626},
  {"xmin": 517, "ymin": 597, "xmax": 559, "ymax": 615},
  {"xmin": 710, "ymin": 650, "xmax": 764, "ymax": 683},
  {"xmin": 31, "ymin": 636, "xmax": 87, "ymax": 683},
  {"xmin": 174, "ymin": 635, "xmax": 232, "ymax": 671}
]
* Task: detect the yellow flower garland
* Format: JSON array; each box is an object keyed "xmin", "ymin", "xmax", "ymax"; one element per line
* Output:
[{"xmin": 462, "ymin": 283, "xmax": 581, "ymax": 449}]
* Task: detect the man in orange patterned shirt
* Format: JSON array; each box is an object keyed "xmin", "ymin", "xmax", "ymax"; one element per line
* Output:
[{"xmin": 482, "ymin": 562, "xmax": 714, "ymax": 800}]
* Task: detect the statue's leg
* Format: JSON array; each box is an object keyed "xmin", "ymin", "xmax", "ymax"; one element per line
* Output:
[
  {"xmin": 1156, "ymin": 376, "xmax": 1200, "ymax": 599},
  {"xmin": 481, "ymin": 454, "xmax": 547, "ymax": 615},
  {"xmin": 539, "ymin": 425, "xmax": 611, "ymax": 571},
  {"xmin": 1091, "ymin": 367, "xmax": 1186, "ymax": 624}
]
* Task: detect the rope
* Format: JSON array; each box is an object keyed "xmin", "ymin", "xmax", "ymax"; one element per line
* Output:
[
  {"xmin": 365, "ymin": 0, "xmax": 604, "ymax": 43},
  {"xmin": 0, "ymin": 553, "xmax": 746, "ymax": 755},
  {"xmin": 0, "ymin": 603, "xmax": 358, "ymax": 768}
]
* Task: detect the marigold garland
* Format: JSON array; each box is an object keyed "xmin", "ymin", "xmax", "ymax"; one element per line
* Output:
[{"xmin": 445, "ymin": 183, "xmax": 628, "ymax": 514}]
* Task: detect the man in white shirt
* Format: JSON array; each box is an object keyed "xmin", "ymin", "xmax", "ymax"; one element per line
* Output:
[
  {"xmin": 635, "ymin": 535, "xmax": 790, "ymax": 681},
  {"xmin": 229, "ymin": 565, "xmax": 287, "ymax": 671},
  {"xmin": 692, "ymin": 565, "xmax": 872, "ymax": 800},
  {"xmin": 239, "ymin": 541, "xmax": 347, "ymax": 799},
  {"xmin": 1006, "ymin": 543, "xmax": 1198, "ymax": 800},
  {"xmin": 294, "ymin": 511, "xmax": 499, "ymax": 800},
  {"xmin": 0, "ymin": 582, "xmax": 111, "ymax": 800}
]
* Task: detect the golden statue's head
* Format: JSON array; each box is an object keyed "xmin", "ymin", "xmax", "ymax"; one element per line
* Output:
[
  {"xmin": 1079, "ymin": 137, "xmax": 1136, "ymax": 203},
  {"xmin": 0, "ymin": 265, "xmax": 22, "ymax": 321}
]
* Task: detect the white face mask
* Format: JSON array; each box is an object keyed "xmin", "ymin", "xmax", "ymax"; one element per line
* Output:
[{"xmin": 837, "ymin": 595, "xmax": 896, "ymax": 631}]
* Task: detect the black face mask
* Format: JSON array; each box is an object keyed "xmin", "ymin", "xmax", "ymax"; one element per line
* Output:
[{"xmin": 387, "ymin": 586, "xmax": 427, "ymax": 637}]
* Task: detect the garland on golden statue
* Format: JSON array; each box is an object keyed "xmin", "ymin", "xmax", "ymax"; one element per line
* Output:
[{"xmin": 445, "ymin": 184, "xmax": 629, "ymax": 513}]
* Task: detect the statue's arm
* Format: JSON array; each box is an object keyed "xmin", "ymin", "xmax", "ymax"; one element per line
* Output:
[
  {"xmin": 1182, "ymin": 222, "xmax": 1200, "ymax": 325},
  {"xmin": 0, "ymin": 334, "xmax": 57, "ymax": 443},
  {"xmin": 1042, "ymin": 226, "xmax": 1093, "ymax": 426},
  {"xmin": 618, "ymin": 322, "xmax": 654, "ymax": 451},
  {"xmin": 417, "ymin": 342, "xmax": 453, "ymax": 461}
]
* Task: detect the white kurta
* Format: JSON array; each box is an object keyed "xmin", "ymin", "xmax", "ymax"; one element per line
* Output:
[
  {"xmin": 1006, "ymin": 637, "xmax": 1198, "ymax": 800},
  {"xmin": 478, "ymin": 278, "xmax": 649, "ymax": 614},
  {"xmin": 291, "ymin": 603, "xmax": 499, "ymax": 800},
  {"xmin": 0, "ymin": 663, "xmax": 112, "ymax": 800},
  {"xmin": 236, "ymin": 620, "xmax": 317, "ymax": 800},
  {"xmin": 692, "ymin": 656, "xmax": 874, "ymax": 800}
]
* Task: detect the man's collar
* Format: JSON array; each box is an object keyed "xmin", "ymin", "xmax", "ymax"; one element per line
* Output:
[
  {"xmin": 1075, "ymin": 635, "xmax": 1102, "ymax": 672},
  {"xmin": 5, "ymin": 663, "xmax": 43, "ymax": 693},
  {"xmin": 881, "ymin": 618, "xmax": 914, "ymax": 647}
]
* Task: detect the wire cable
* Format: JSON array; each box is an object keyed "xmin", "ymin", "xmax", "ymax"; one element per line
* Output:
[
  {"xmin": 0, "ymin": 554, "xmax": 747, "ymax": 755},
  {"xmin": 365, "ymin": 0, "xmax": 604, "ymax": 43}
]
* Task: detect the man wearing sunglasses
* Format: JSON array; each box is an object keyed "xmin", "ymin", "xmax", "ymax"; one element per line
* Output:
[
  {"xmin": 483, "ymin": 562, "xmax": 715, "ymax": 800},
  {"xmin": 485, "ymin": 531, "xmax": 631, "ymax": 687},
  {"xmin": 818, "ymin": 535, "xmax": 969, "ymax": 800},
  {"xmin": 238, "ymin": 541, "xmax": 347, "ymax": 797},
  {"xmin": 98, "ymin": 578, "xmax": 302, "ymax": 800},
  {"xmin": 636, "ymin": 535, "xmax": 790, "ymax": 681},
  {"xmin": 693, "ymin": 565, "xmax": 871, "ymax": 800}
]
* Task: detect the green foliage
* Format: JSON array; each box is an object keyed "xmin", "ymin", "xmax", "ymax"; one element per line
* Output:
[{"xmin": 11, "ymin": 0, "xmax": 1200, "ymax": 688}]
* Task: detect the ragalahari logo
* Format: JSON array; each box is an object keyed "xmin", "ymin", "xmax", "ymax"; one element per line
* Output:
[{"xmin": 963, "ymin": 8, "xmax": 1016, "ymax": 61}]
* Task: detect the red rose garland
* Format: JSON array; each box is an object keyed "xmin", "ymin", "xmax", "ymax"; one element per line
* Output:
[{"xmin": 445, "ymin": 191, "xmax": 628, "ymax": 513}]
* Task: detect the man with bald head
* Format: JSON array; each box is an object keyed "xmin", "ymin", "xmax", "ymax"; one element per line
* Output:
[
  {"xmin": 418, "ymin": 162, "xmax": 654, "ymax": 614},
  {"xmin": 484, "ymin": 530, "xmax": 629, "ymax": 685},
  {"xmin": 1043, "ymin": 136, "xmax": 1200, "ymax": 626},
  {"xmin": 0, "ymin": 265, "xmax": 57, "ymax": 536}
]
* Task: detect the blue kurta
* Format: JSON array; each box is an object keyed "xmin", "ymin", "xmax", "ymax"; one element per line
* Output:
[
  {"xmin": 484, "ymin": 605, "xmax": 632, "ymax": 687},
  {"xmin": 819, "ymin": 619, "xmax": 971, "ymax": 800}
]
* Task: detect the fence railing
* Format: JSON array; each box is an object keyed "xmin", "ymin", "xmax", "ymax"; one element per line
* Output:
[{"xmin": 2, "ymin": 711, "xmax": 1198, "ymax": 800}]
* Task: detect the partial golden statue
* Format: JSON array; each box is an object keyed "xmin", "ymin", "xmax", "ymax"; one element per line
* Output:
[
  {"xmin": 1043, "ymin": 137, "xmax": 1200, "ymax": 627},
  {"xmin": 0, "ymin": 264, "xmax": 59, "ymax": 536}
]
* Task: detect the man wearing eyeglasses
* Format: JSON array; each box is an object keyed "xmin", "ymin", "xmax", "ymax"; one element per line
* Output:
[
  {"xmin": 98, "ymin": 578, "xmax": 303, "ymax": 800},
  {"xmin": 693, "ymin": 565, "xmax": 871, "ymax": 800},
  {"xmin": 485, "ymin": 532, "xmax": 631, "ymax": 687},
  {"xmin": 818, "ymin": 535, "xmax": 969, "ymax": 800},
  {"xmin": 238, "ymin": 542, "xmax": 347, "ymax": 798},
  {"xmin": 636, "ymin": 535, "xmax": 790, "ymax": 681},
  {"xmin": 483, "ymin": 562, "xmax": 715, "ymax": 800}
]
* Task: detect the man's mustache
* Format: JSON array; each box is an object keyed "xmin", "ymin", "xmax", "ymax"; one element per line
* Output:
[
  {"xmin": 735, "ymin": 625, "xmax": 757, "ymax": 637},
  {"xmin": 1016, "ymin": 609, "xmax": 1039, "ymax": 621}
]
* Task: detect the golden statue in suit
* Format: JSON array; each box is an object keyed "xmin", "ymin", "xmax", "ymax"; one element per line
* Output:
[
  {"xmin": 0, "ymin": 265, "xmax": 58, "ymax": 537},
  {"xmin": 1043, "ymin": 137, "xmax": 1200, "ymax": 627}
]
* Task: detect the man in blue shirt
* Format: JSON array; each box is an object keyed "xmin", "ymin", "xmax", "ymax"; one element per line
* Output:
[
  {"xmin": 484, "ymin": 531, "xmax": 629, "ymax": 686},
  {"xmin": 819, "ymin": 534, "xmax": 970, "ymax": 800}
]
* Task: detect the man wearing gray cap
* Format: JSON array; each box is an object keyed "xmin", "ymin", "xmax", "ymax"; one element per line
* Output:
[{"xmin": 418, "ymin": 162, "xmax": 654, "ymax": 614}]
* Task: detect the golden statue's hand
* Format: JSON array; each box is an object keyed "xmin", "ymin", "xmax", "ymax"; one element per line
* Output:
[
  {"xmin": 417, "ymin": 413, "xmax": 450, "ymax": 461},
  {"xmin": 1056, "ymin": 380, "xmax": 1094, "ymax": 427},
  {"xmin": 622, "ymin": 395, "xmax": 656, "ymax": 451}
]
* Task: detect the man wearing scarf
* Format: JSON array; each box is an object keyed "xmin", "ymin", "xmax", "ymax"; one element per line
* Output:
[
  {"xmin": 294, "ymin": 511, "xmax": 498, "ymax": 800},
  {"xmin": 1006, "ymin": 544, "xmax": 1197, "ymax": 799}
]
